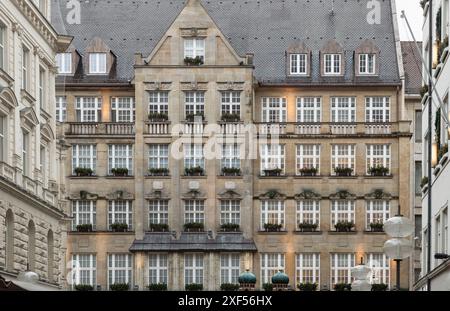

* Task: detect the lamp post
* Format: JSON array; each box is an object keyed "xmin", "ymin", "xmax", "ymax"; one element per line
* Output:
[
  {"xmin": 383, "ymin": 206, "xmax": 414, "ymax": 291},
  {"xmin": 351, "ymin": 257, "xmax": 372, "ymax": 291}
]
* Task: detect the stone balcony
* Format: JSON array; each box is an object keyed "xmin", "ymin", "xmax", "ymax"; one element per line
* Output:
[{"xmin": 65, "ymin": 122, "xmax": 135, "ymax": 136}]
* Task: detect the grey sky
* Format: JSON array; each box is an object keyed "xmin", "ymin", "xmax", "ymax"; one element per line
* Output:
[{"xmin": 396, "ymin": 0, "xmax": 423, "ymax": 41}]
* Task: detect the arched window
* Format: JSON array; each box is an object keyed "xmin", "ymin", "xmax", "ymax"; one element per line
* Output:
[
  {"xmin": 47, "ymin": 230, "xmax": 54, "ymax": 282},
  {"xmin": 5, "ymin": 209, "xmax": 14, "ymax": 271},
  {"xmin": 27, "ymin": 220, "xmax": 35, "ymax": 271}
]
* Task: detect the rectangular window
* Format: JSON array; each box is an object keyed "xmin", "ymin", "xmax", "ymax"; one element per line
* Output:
[
  {"xmin": 331, "ymin": 201, "xmax": 355, "ymax": 230},
  {"xmin": 22, "ymin": 131, "xmax": 29, "ymax": 176},
  {"xmin": 184, "ymin": 38, "xmax": 205, "ymax": 61},
  {"xmin": 324, "ymin": 54, "xmax": 341, "ymax": 75},
  {"xmin": 89, "ymin": 53, "xmax": 107, "ymax": 74},
  {"xmin": 367, "ymin": 253, "xmax": 390, "ymax": 286},
  {"xmin": 72, "ymin": 145, "xmax": 97, "ymax": 174},
  {"xmin": 184, "ymin": 144, "xmax": 204, "ymax": 170},
  {"xmin": 359, "ymin": 54, "xmax": 376, "ymax": 74},
  {"xmin": 331, "ymin": 97, "xmax": 356, "ymax": 122},
  {"xmin": 111, "ymin": 97, "xmax": 135, "ymax": 122},
  {"xmin": 40, "ymin": 145, "xmax": 48, "ymax": 187},
  {"xmin": 221, "ymin": 91, "xmax": 241, "ymax": 116},
  {"xmin": 56, "ymin": 53, "xmax": 72, "ymax": 74},
  {"xmin": 56, "ymin": 96, "xmax": 67, "ymax": 122},
  {"xmin": 0, "ymin": 25, "xmax": 5, "ymax": 70},
  {"xmin": 108, "ymin": 201, "xmax": 133, "ymax": 230},
  {"xmin": 296, "ymin": 200, "xmax": 320, "ymax": 226},
  {"xmin": 39, "ymin": 68, "xmax": 46, "ymax": 110},
  {"xmin": 297, "ymin": 97, "xmax": 321, "ymax": 122},
  {"xmin": 71, "ymin": 200, "xmax": 96, "ymax": 230},
  {"xmin": 22, "ymin": 46, "xmax": 29, "ymax": 90},
  {"xmin": 72, "ymin": 254, "xmax": 96, "ymax": 286},
  {"xmin": 366, "ymin": 201, "xmax": 390, "ymax": 229},
  {"xmin": 221, "ymin": 144, "xmax": 240, "ymax": 169},
  {"xmin": 260, "ymin": 253, "xmax": 285, "ymax": 284},
  {"xmin": 220, "ymin": 200, "xmax": 240, "ymax": 225},
  {"xmin": 366, "ymin": 144, "xmax": 390, "ymax": 173},
  {"xmin": 0, "ymin": 115, "xmax": 5, "ymax": 162},
  {"xmin": 220, "ymin": 254, "xmax": 240, "ymax": 284},
  {"xmin": 108, "ymin": 254, "xmax": 132, "ymax": 287},
  {"xmin": 148, "ymin": 200, "xmax": 169, "ymax": 226},
  {"xmin": 296, "ymin": 145, "xmax": 320, "ymax": 174},
  {"xmin": 443, "ymin": 208, "xmax": 448, "ymax": 254},
  {"xmin": 108, "ymin": 144, "xmax": 133, "ymax": 175},
  {"xmin": 330, "ymin": 253, "xmax": 354, "ymax": 286},
  {"xmin": 184, "ymin": 200, "xmax": 205, "ymax": 224},
  {"xmin": 436, "ymin": 215, "xmax": 442, "ymax": 253},
  {"xmin": 260, "ymin": 201, "xmax": 285, "ymax": 230},
  {"xmin": 260, "ymin": 144, "xmax": 285, "ymax": 175},
  {"xmin": 415, "ymin": 111, "xmax": 422, "ymax": 142},
  {"xmin": 184, "ymin": 254, "xmax": 204, "ymax": 285},
  {"xmin": 148, "ymin": 144, "xmax": 169, "ymax": 170},
  {"xmin": 290, "ymin": 54, "xmax": 307, "ymax": 75},
  {"xmin": 365, "ymin": 97, "xmax": 390, "ymax": 123},
  {"xmin": 261, "ymin": 97, "xmax": 287, "ymax": 122},
  {"xmin": 296, "ymin": 253, "xmax": 320, "ymax": 286},
  {"xmin": 331, "ymin": 145, "xmax": 355, "ymax": 174},
  {"xmin": 148, "ymin": 254, "xmax": 168, "ymax": 285},
  {"xmin": 148, "ymin": 92, "xmax": 169, "ymax": 115},
  {"xmin": 76, "ymin": 97, "xmax": 102, "ymax": 122},
  {"xmin": 185, "ymin": 91, "xmax": 205, "ymax": 117}
]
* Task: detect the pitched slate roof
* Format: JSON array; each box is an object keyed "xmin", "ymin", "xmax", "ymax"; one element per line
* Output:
[
  {"xmin": 401, "ymin": 41, "xmax": 423, "ymax": 94},
  {"xmin": 129, "ymin": 232, "xmax": 257, "ymax": 252},
  {"xmin": 51, "ymin": 0, "xmax": 401, "ymax": 85}
]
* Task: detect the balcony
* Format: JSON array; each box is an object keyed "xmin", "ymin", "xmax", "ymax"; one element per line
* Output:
[
  {"xmin": 295, "ymin": 124, "xmax": 321, "ymax": 135},
  {"xmin": 365, "ymin": 123, "xmax": 392, "ymax": 135},
  {"xmin": 145, "ymin": 121, "xmax": 171, "ymax": 135},
  {"xmin": 182, "ymin": 122, "xmax": 207, "ymax": 135},
  {"xmin": 65, "ymin": 122, "xmax": 135, "ymax": 136},
  {"xmin": 0, "ymin": 161, "xmax": 16, "ymax": 182},
  {"xmin": 330, "ymin": 123, "xmax": 357, "ymax": 135},
  {"xmin": 258, "ymin": 124, "xmax": 287, "ymax": 135}
]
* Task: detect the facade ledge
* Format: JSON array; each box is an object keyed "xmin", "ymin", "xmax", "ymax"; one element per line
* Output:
[
  {"xmin": 293, "ymin": 175, "xmax": 323, "ymax": 179},
  {"xmin": 363, "ymin": 231, "xmax": 386, "ymax": 235},
  {"xmin": 257, "ymin": 230, "xmax": 288, "ymax": 235},
  {"xmin": 104, "ymin": 176, "xmax": 135, "ymax": 179},
  {"xmin": 68, "ymin": 176, "xmax": 99, "ymax": 179},
  {"xmin": 363, "ymin": 175, "xmax": 393, "ymax": 179},
  {"xmin": 258, "ymin": 175, "xmax": 288, "ymax": 179},
  {"xmin": 293, "ymin": 231, "xmax": 323, "ymax": 235},
  {"xmin": 69, "ymin": 231, "xmax": 135, "ymax": 235},
  {"xmin": 181, "ymin": 175, "xmax": 207, "ymax": 179},
  {"xmin": 217, "ymin": 175, "xmax": 243, "ymax": 179},
  {"xmin": 328, "ymin": 175, "xmax": 359, "ymax": 179},
  {"xmin": 328, "ymin": 231, "xmax": 358, "ymax": 235},
  {"xmin": 145, "ymin": 175, "xmax": 171, "ymax": 179}
]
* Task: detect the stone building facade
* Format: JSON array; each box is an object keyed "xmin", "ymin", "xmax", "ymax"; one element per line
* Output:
[{"xmin": 52, "ymin": 0, "xmax": 412, "ymax": 290}]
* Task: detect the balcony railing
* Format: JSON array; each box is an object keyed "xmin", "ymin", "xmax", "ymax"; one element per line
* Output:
[
  {"xmin": 254, "ymin": 122, "xmax": 394, "ymax": 135},
  {"xmin": 258, "ymin": 124, "xmax": 287, "ymax": 135},
  {"xmin": 295, "ymin": 124, "xmax": 321, "ymax": 135},
  {"xmin": 65, "ymin": 122, "xmax": 135, "ymax": 136},
  {"xmin": 365, "ymin": 123, "xmax": 392, "ymax": 135},
  {"xmin": 330, "ymin": 123, "xmax": 357, "ymax": 135},
  {"xmin": 23, "ymin": 175, "xmax": 37, "ymax": 195},
  {"xmin": 183, "ymin": 122, "xmax": 206, "ymax": 135},
  {"xmin": 145, "ymin": 121, "xmax": 171, "ymax": 135}
]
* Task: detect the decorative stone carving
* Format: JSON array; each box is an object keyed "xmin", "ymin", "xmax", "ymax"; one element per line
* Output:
[
  {"xmin": 182, "ymin": 189, "xmax": 205, "ymax": 199},
  {"xmin": 180, "ymin": 28, "xmax": 208, "ymax": 37},
  {"xmin": 225, "ymin": 182, "xmax": 236, "ymax": 190},
  {"xmin": 105, "ymin": 190, "xmax": 134, "ymax": 200},
  {"xmin": 295, "ymin": 190, "xmax": 321, "ymax": 200},
  {"xmin": 70, "ymin": 191, "xmax": 98, "ymax": 200},
  {"xmin": 329, "ymin": 190, "xmax": 356, "ymax": 200},
  {"xmin": 153, "ymin": 181, "xmax": 164, "ymax": 190},
  {"xmin": 189, "ymin": 181, "xmax": 200, "ymax": 190},
  {"xmin": 180, "ymin": 81, "xmax": 208, "ymax": 91},
  {"xmin": 144, "ymin": 81, "xmax": 172, "ymax": 91},
  {"xmin": 218, "ymin": 189, "xmax": 242, "ymax": 200},
  {"xmin": 217, "ymin": 82, "xmax": 245, "ymax": 91},
  {"xmin": 364, "ymin": 189, "xmax": 392, "ymax": 200},
  {"xmin": 259, "ymin": 190, "xmax": 286, "ymax": 200}
]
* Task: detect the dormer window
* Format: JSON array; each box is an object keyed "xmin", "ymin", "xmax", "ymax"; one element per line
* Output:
[
  {"xmin": 324, "ymin": 54, "xmax": 341, "ymax": 75},
  {"xmin": 184, "ymin": 38, "xmax": 205, "ymax": 63},
  {"xmin": 290, "ymin": 54, "xmax": 307, "ymax": 75},
  {"xmin": 56, "ymin": 53, "xmax": 72, "ymax": 74},
  {"xmin": 359, "ymin": 54, "xmax": 376, "ymax": 74},
  {"xmin": 89, "ymin": 53, "xmax": 107, "ymax": 74}
]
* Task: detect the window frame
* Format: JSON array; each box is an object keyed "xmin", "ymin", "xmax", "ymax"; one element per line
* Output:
[
  {"xmin": 221, "ymin": 91, "xmax": 241, "ymax": 116},
  {"xmin": 148, "ymin": 200, "xmax": 169, "ymax": 226},
  {"xmin": 184, "ymin": 144, "xmax": 204, "ymax": 170},
  {"xmin": 111, "ymin": 97, "xmax": 135, "ymax": 123},
  {"xmin": 72, "ymin": 144, "xmax": 97, "ymax": 174},
  {"xmin": 220, "ymin": 253, "xmax": 240, "ymax": 285},
  {"xmin": 296, "ymin": 253, "xmax": 320, "ymax": 287},
  {"xmin": 71, "ymin": 254, "xmax": 96, "ymax": 287},
  {"xmin": 260, "ymin": 144, "xmax": 285, "ymax": 175},
  {"xmin": 331, "ymin": 97, "xmax": 356, "ymax": 123},
  {"xmin": 365, "ymin": 97, "xmax": 390, "ymax": 123},
  {"xmin": 56, "ymin": 53, "xmax": 72, "ymax": 74},
  {"xmin": 75, "ymin": 97, "xmax": 102, "ymax": 122},
  {"xmin": 0, "ymin": 24, "xmax": 5, "ymax": 70},
  {"xmin": 89, "ymin": 52, "xmax": 107, "ymax": 74},
  {"xmin": 220, "ymin": 200, "xmax": 241, "ymax": 226},
  {"xmin": 296, "ymin": 200, "xmax": 320, "ymax": 226},
  {"xmin": 261, "ymin": 97, "xmax": 287, "ymax": 123},
  {"xmin": 56, "ymin": 96, "xmax": 67, "ymax": 123},
  {"xmin": 289, "ymin": 53, "xmax": 308, "ymax": 75},
  {"xmin": 367, "ymin": 253, "xmax": 390, "ymax": 286},
  {"xmin": 260, "ymin": 200, "xmax": 285, "ymax": 230},
  {"xmin": 260, "ymin": 253, "xmax": 285, "ymax": 285},
  {"xmin": 221, "ymin": 144, "xmax": 241, "ymax": 169},
  {"xmin": 148, "ymin": 144, "xmax": 169, "ymax": 170},
  {"xmin": 184, "ymin": 38, "xmax": 205, "ymax": 61},
  {"xmin": 330, "ymin": 200, "xmax": 355, "ymax": 230},
  {"xmin": 184, "ymin": 253, "xmax": 204, "ymax": 285},
  {"xmin": 148, "ymin": 253, "xmax": 168, "ymax": 285},
  {"xmin": 296, "ymin": 97, "xmax": 321, "ymax": 123},
  {"xmin": 366, "ymin": 200, "xmax": 390, "ymax": 230},
  {"xmin": 184, "ymin": 200, "xmax": 205, "ymax": 224},
  {"xmin": 359, "ymin": 54, "xmax": 376, "ymax": 75},
  {"xmin": 71, "ymin": 200, "xmax": 96, "ymax": 231},
  {"xmin": 22, "ymin": 46, "xmax": 30, "ymax": 90},
  {"xmin": 331, "ymin": 144, "xmax": 356, "ymax": 175},
  {"xmin": 0, "ymin": 114, "xmax": 6, "ymax": 162},
  {"xmin": 324, "ymin": 53, "xmax": 341, "ymax": 75},
  {"xmin": 184, "ymin": 91, "xmax": 205, "ymax": 117},
  {"xmin": 148, "ymin": 91, "xmax": 169, "ymax": 115},
  {"xmin": 296, "ymin": 144, "xmax": 321, "ymax": 174},
  {"xmin": 108, "ymin": 144, "xmax": 133, "ymax": 175},
  {"xmin": 107, "ymin": 254, "xmax": 132, "ymax": 288},
  {"xmin": 366, "ymin": 144, "xmax": 391, "ymax": 174},
  {"xmin": 330, "ymin": 253, "xmax": 355, "ymax": 287},
  {"xmin": 108, "ymin": 200, "xmax": 133, "ymax": 230}
]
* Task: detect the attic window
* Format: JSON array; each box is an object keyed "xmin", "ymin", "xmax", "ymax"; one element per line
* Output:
[
  {"xmin": 184, "ymin": 38, "xmax": 205, "ymax": 62},
  {"xmin": 289, "ymin": 54, "xmax": 307, "ymax": 75},
  {"xmin": 324, "ymin": 54, "xmax": 341, "ymax": 75},
  {"xmin": 89, "ymin": 53, "xmax": 107, "ymax": 74},
  {"xmin": 56, "ymin": 53, "xmax": 72, "ymax": 74},
  {"xmin": 359, "ymin": 54, "xmax": 376, "ymax": 74}
]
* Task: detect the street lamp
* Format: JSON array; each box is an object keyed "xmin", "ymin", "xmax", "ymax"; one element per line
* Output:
[
  {"xmin": 351, "ymin": 258, "xmax": 372, "ymax": 291},
  {"xmin": 383, "ymin": 206, "xmax": 414, "ymax": 291}
]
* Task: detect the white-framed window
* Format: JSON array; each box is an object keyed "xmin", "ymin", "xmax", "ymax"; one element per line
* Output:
[
  {"xmin": 185, "ymin": 91, "xmax": 205, "ymax": 117},
  {"xmin": 260, "ymin": 200, "xmax": 285, "ymax": 230},
  {"xmin": 220, "ymin": 200, "xmax": 240, "ymax": 225},
  {"xmin": 108, "ymin": 254, "xmax": 132, "ymax": 287},
  {"xmin": 39, "ymin": 68, "xmax": 46, "ymax": 110},
  {"xmin": 365, "ymin": 97, "xmax": 390, "ymax": 122},
  {"xmin": 22, "ymin": 130, "xmax": 29, "ymax": 176},
  {"xmin": 366, "ymin": 201, "xmax": 390, "ymax": 229},
  {"xmin": 296, "ymin": 144, "xmax": 320, "ymax": 174},
  {"xmin": 297, "ymin": 97, "xmax": 321, "ymax": 122},
  {"xmin": 184, "ymin": 38, "xmax": 205, "ymax": 61},
  {"xmin": 0, "ymin": 115, "xmax": 6, "ymax": 162},
  {"xmin": 108, "ymin": 201, "xmax": 133, "ymax": 230},
  {"xmin": 184, "ymin": 144, "xmax": 204, "ymax": 170},
  {"xmin": 260, "ymin": 144, "xmax": 285, "ymax": 175},
  {"xmin": 71, "ymin": 254, "xmax": 96, "ymax": 287},
  {"xmin": 367, "ymin": 253, "xmax": 390, "ymax": 286},
  {"xmin": 22, "ymin": 46, "xmax": 29, "ymax": 90},
  {"xmin": 108, "ymin": 144, "xmax": 133, "ymax": 175},
  {"xmin": 261, "ymin": 97, "xmax": 287, "ymax": 122},
  {"xmin": 330, "ymin": 253, "xmax": 354, "ymax": 286},
  {"xmin": 296, "ymin": 200, "xmax": 320, "ymax": 226},
  {"xmin": 443, "ymin": 208, "xmax": 448, "ymax": 255},
  {"xmin": 331, "ymin": 145, "xmax": 355, "ymax": 174},
  {"xmin": 148, "ymin": 91, "xmax": 169, "ymax": 115},
  {"xmin": 296, "ymin": 253, "xmax": 320, "ymax": 286},
  {"xmin": 111, "ymin": 97, "xmax": 135, "ymax": 122},
  {"xmin": 436, "ymin": 215, "xmax": 442, "ymax": 254},
  {"xmin": 56, "ymin": 96, "xmax": 67, "ymax": 122},
  {"xmin": 184, "ymin": 253, "xmax": 204, "ymax": 285},
  {"xmin": 75, "ymin": 97, "xmax": 102, "ymax": 122},
  {"xmin": 40, "ymin": 145, "xmax": 49, "ymax": 187},
  {"xmin": 220, "ymin": 254, "xmax": 240, "ymax": 284},
  {"xmin": 324, "ymin": 54, "xmax": 341, "ymax": 75},
  {"xmin": 0, "ymin": 24, "xmax": 5, "ymax": 70},
  {"xmin": 148, "ymin": 144, "xmax": 169, "ymax": 170},
  {"xmin": 72, "ymin": 144, "xmax": 97, "ymax": 174},
  {"xmin": 330, "ymin": 200, "xmax": 355, "ymax": 229},
  {"xmin": 221, "ymin": 144, "xmax": 240, "ymax": 169},
  {"xmin": 366, "ymin": 144, "xmax": 390, "ymax": 173},
  {"xmin": 148, "ymin": 200, "xmax": 169, "ymax": 226},
  {"xmin": 148, "ymin": 254, "xmax": 168, "ymax": 285},
  {"xmin": 71, "ymin": 200, "xmax": 96, "ymax": 230},
  {"xmin": 331, "ymin": 97, "xmax": 356, "ymax": 122},
  {"xmin": 56, "ymin": 53, "xmax": 72, "ymax": 74},
  {"xmin": 221, "ymin": 91, "xmax": 241, "ymax": 116},
  {"xmin": 290, "ymin": 53, "xmax": 308, "ymax": 75},
  {"xmin": 359, "ymin": 54, "xmax": 376, "ymax": 74},
  {"xmin": 184, "ymin": 200, "xmax": 205, "ymax": 224},
  {"xmin": 89, "ymin": 53, "xmax": 107, "ymax": 74},
  {"xmin": 260, "ymin": 253, "xmax": 285, "ymax": 284}
]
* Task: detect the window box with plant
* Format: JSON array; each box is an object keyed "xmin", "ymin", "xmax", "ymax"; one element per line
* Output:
[
  {"xmin": 220, "ymin": 223, "xmax": 240, "ymax": 232},
  {"xmin": 74, "ymin": 284, "xmax": 94, "ymax": 291},
  {"xmin": 109, "ymin": 283, "xmax": 129, "ymax": 291},
  {"xmin": 334, "ymin": 283, "xmax": 352, "ymax": 291},
  {"xmin": 263, "ymin": 223, "xmax": 283, "ymax": 232},
  {"xmin": 368, "ymin": 166, "xmax": 390, "ymax": 177},
  {"xmin": 110, "ymin": 222, "xmax": 129, "ymax": 232},
  {"xmin": 262, "ymin": 168, "xmax": 283, "ymax": 177},
  {"xmin": 148, "ymin": 112, "xmax": 169, "ymax": 122},
  {"xmin": 333, "ymin": 167, "xmax": 353, "ymax": 177},
  {"xmin": 371, "ymin": 283, "xmax": 388, "ymax": 291},
  {"xmin": 298, "ymin": 222, "xmax": 319, "ymax": 232},
  {"xmin": 262, "ymin": 283, "xmax": 273, "ymax": 291},
  {"xmin": 221, "ymin": 167, "xmax": 241, "ymax": 176},
  {"xmin": 149, "ymin": 223, "xmax": 169, "ymax": 232},
  {"xmin": 148, "ymin": 168, "xmax": 170, "ymax": 176},
  {"xmin": 111, "ymin": 168, "xmax": 129, "ymax": 177},
  {"xmin": 184, "ymin": 56, "xmax": 204, "ymax": 66},
  {"xmin": 369, "ymin": 222, "xmax": 384, "ymax": 232},
  {"xmin": 185, "ymin": 283, "xmax": 203, "ymax": 291},
  {"xmin": 184, "ymin": 222, "xmax": 205, "ymax": 232},
  {"xmin": 297, "ymin": 283, "xmax": 318, "ymax": 291},
  {"xmin": 298, "ymin": 167, "xmax": 318, "ymax": 177},
  {"xmin": 185, "ymin": 113, "xmax": 205, "ymax": 122},
  {"xmin": 76, "ymin": 224, "xmax": 93, "ymax": 232},
  {"xmin": 220, "ymin": 283, "xmax": 240, "ymax": 291},
  {"xmin": 221, "ymin": 113, "xmax": 241, "ymax": 123},
  {"xmin": 147, "ymin": 283, "xmax": 168, "ymax": 291},
  {"xmin": 334, "ymin": 221, "xmax": 355, "ymax": 232},
  {"xmin": 185, "ymin": 166, "xmax": 205, "ymax": 176},
  {"xmin": 74, "ymin": 167, "xmax": 94, "ymax": 177}
]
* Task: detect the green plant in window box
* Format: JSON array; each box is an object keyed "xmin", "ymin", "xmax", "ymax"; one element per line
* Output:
[
  {"xmin": 368, "ymin": 166, "xmax": 390, "ymax": 177},
  {"xmin": 334, "ymin": 167, "xmax": 353, "ymax": 177},
  {"xmin": 263, "ymin": 223, "xmax": 283, "ymax": 232},
  {"xmin": 185, "ymin": 166, "xmax": 205, "ymax": 176},
  {"xmin": 147, "ymin": 283, "xmax": 168, "ymax": 291},
  {"xmin": 220, "ymin": 223, "xmax": 240, "ymax": 232},
  {"xmin": 109, "ymin": 283, "xmax": 129, "ymax": 291},
  {"xmin": 148, "ymin": 112, "xmax": 169, "ymax": 122},
  {"xmin": 220, "ymin": 283, "xmax": 240, "ymax": 291},
  {"xmin": 184, "ymin": 56, "xmax": 204, "ymax": 66},
  {"xmin": 74, "ymin": 167, "xmax": 94, "ymax": 177},
  {"xmin": 298, "ymin": 222, "xmax": 319, "ymax": 232},
  {"xmin": 185, "ymin": 283, "xmax": 203, "ymax": 291},
  {"xmin": 184, "ymin": 222, "xmax": 205, "ymax": 232},
  {"xmin": 297, "ymin": 283, "xmax": 318, "ymax": 291},
  {"xmin": 76, "ymin": 224, "xmax": 93, "ymax": 232},
  {"xmin": 148, "ymin": 168, "xmax": 170, "ymax": 176},
  {"xmin": 263, "ymin": 168, "xmax": 283, "ymax": 177},
  {"xmin": 185, "ymin": 112, "xmax": 205, "ymax": 122},
  {"xmin": 221, "ymin": 113, "xmax": 241, "ymax": 122},
  {"xmin": 111, "ymin": 222, "xmax": 128, "ymax": 232},
  {"xmin": 334, "ymin": 221, "xmax": 355, "ymax": 232},
  {"xmin": 369, "ymin": 222, "xmax": 384, "ymax": 232},
  {"xmin": 299, "ymin": 167, "xmax": 318, "ymax": 177},
  {"xmin": 74, "ymin": 284, "xmax": 94, "ymax": 291},
  {"xmin": 262, "ymin": 283, "xmax": 273, "ymax": 292},
  {"xmin": 149, "ymin": 223, "xmax": 169, "ymax": 232},
  {"xmin": 221, "ymin": 167, "xmax": 241, "ymax": 176},
  {"xmin": 111, "ymin": 167, "xmax": 129, "ymax": 177},
  {"xmin": 371, "ymin": 283, "xmax": 388, "ymax": 291},
  {"xmin": 334, "ymin": 283, "xmax": 352, "ymax": 291}
]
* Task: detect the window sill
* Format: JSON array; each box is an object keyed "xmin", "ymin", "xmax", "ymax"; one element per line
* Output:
[
  {"xmin": 105, "ymin": 175, "xmax": 135, "ymax": 179},
  {"xmin": 217, "ymin": 175, "xmax": 243, "ymax": 179},
  {"xmin": 257, "ymin": 230, "xmax": 288, "ymax": 235},
  {"xmin": 69, "ymin": 231, "xmax": 135, "ymax": 235},
  {"xmin": 145, "ymin": 175, "xmax": 171, "ymax": 179},
  {"xmin": 328, "ymin": 231, "xmax": 357, "ymax": 235},
  {"xmin": 293, "ymin": 231, "xmax": 323, "ymax": 235},
  {"xmin": 258, "ymin": 175, "xmax": 287, "ymax": 179},
  {"xmin": 363, "ymin": 231, "xmax": 386, "ymax": 235},
  {"xmin": 294, "ymin": 175, "xmax": 322, "ymax": 179},
  {"xmin": 328, "ymin": 175, "xmax": 359, "ymax": 179},
  {"xmin": 364, "ymin": 175, "xmax": 393, "ymax": 179},
  {"xmin": 181, "ymin": 175, "xmax": 207, "ymax": 179},
  {"xmin": 69, "ymin": 175, "xmax": 99, "ymax": 179}
]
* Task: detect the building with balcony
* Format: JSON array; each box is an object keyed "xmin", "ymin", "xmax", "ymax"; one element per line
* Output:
[
  {"xmin": 52, "ymin": 0, "xmax": 412, "ymax": 291},
  {"xmin": 0, "ymin": 0, "xmax": 71, "ymax": 290}
]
